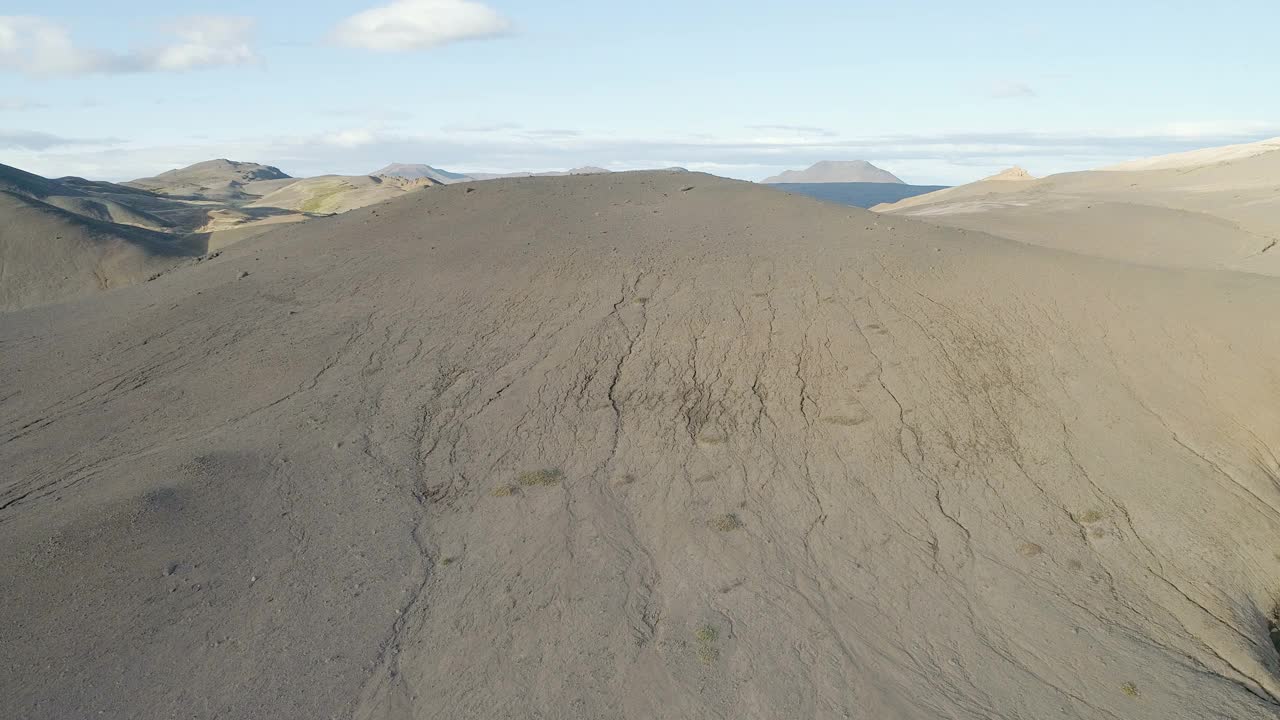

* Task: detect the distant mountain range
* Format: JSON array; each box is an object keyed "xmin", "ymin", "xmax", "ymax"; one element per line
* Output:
[
  {"xmin": 762, "ymin": 161, "xmax": 904, "ymax": 185},
  {"xmin": 1, "ymin": 158, "xmax": 696, "ymax": 310},
  {"xmin": 374, "ymin": 164, "xmax": 689, "ymax": 183},
  {"xmin": 0, "ymin": 159, "xmax": 442, "ymax": 310}
]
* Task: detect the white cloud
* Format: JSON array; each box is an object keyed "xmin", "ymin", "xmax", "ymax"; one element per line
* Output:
[
  {"xmin": 748, "ymin": 124, "xmax": 837, "ymax": 137},
  {"xmin": 0, "ymin": 129, "xmax": 119, "ymax": 150},
  {"xmin": 988, "ymin": 81, "xmax": 1037, "ymax": 99},
  {"xmin": 0, "ymin": 97, "xmax": 46, "ymax": 110},
  {"xmin": 0, "ymin": 15, "xmax": 256, "ymax": 77},
  {"xmin": 148, "ymin": 17, "xmax": 256, "ymax": 72},
  {"xmin": 332, "ymin": 0, "xmax": 511, "ymax": 52},
  {"xmin": 324, "ymin": 129, "xmax": 379, "ymax": 148}
]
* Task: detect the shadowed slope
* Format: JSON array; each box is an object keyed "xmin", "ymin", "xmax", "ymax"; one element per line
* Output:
[
  {"xmin": 2, "ymin": 172, "xmax": 1280, "ymax": 719},
  {"xmin": 0, "ymin": 191, "xmax": 201, "ymax": 310}
]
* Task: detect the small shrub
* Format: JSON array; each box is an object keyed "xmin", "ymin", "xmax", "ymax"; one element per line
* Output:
[
  {"xmin": 693, "ymin": 624, "xmax": 721, "ymax": 664},
  {"xmin": 518, "ymin": 468, "xmax": 563, "ymax": 487},
  {"xmin": 492, "ymin": 484, "xmax": 518, "ymax": 497},
  {"xmin": 1120, "ymin": 682, "xmax": 1140, "ymax": 698},
  {"xmin": 708, "ymin": 513, "xmax": 743, "ymax": 532},
  {"xmin": 1074, "ymin": 509, "xmax": 1107, "ymax": 524}
]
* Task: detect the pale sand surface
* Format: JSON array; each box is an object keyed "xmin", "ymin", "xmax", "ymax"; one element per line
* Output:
[
  {"xmin": 875, "ymin": 148, "xmax": 1280, "ymax": 275},
  {"xmin": 3, "ymin": 171, "xmax": 1280, "ymax": 718}
]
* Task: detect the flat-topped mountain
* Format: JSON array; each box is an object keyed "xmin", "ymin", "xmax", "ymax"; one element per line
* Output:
[{"xmin": 762, "ymin": 160, "xmax": 904, "ymax": 184}]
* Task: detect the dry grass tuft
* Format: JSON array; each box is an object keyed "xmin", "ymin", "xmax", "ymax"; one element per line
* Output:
[
  {"xmin": 694, "ymin": 625, "xmax": 719, "ymax": 643},
  {"xmin": 1017, "ymin": 542, "xmax": 1044, "ymax": 557},
  {"xmin": 518, "ymin": 468, "xmax": 564, "ymax": 487},
  {"xmin": 1074, "ymin": 509, "xmax": 1107, "ymax": 524},
  {"xmin": 708, "ymin": 513, "xmax": 743, "ymax": 532},
  {"xmin": 492, "ymin": 484, "xmax": 518, "ymax": 497}
]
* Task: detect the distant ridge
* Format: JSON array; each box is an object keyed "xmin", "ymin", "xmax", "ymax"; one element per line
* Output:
[
  {"xmin": 763, "ymin": 160, "xmax": 904, "ymax": 185},
  {"xmin": 374, "ymin": 164, "xmax": 473, "ymax": 184},
  {"xmin": 127, "ymin": 159, "xmax": 295, "ymax": 201},
  {"xmin": 1102, "ymin": 136, "xmax": 1280, "ymax": 171},
  {"xmin": 984, "ymin": 166, "xmax": 1036, "ymax": 181}
]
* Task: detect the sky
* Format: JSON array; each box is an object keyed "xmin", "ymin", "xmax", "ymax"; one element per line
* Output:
[{"xmin": 2, "ymin": 0, "xmax": 1278, "ymax": 184}]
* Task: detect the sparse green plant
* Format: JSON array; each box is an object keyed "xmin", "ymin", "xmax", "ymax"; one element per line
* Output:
[
  {"xmin": 1121, "ymin": 682, "xmax": 1140, "ymax": 698},
  {"xmin": 694, "ymin": 625, "xmax": 719, "ymax": 643},
  {"xmin": 1074, "ymin": 509, "xmax": 1107, "ymax": 524},
  {"xmin": 693, "ymin": 624, "xmax": 721, "ymax": 664},
  {"xmin": 439, "ymin": 556, "xmax": 455, "ymax": 566},
  {"xmin": 518, "ymin": 468, "xmax": 563, "ymax": 487},
  {"xmin": 708, "ymin": 513, "xmax": 743, "ymax": 532}
]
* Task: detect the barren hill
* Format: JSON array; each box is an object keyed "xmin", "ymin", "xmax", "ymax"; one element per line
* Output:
[
  {"xmin": 3, "ymin": 171, "xmax": 1279, "ymax": 719},
  {"xmin": 248, "ymin": 174, "xmax": 439, "ymax": 215},
  {"xmin": 0, "ymin": 190, "xmax": 200, "ymax": 310},
  {"xmin": 127, "ymin": 159, "xmax": 296, "ymax": 202},
  {"xmin": 374, "ymin": 164, "xmax": 473, "ymax": 184},
  {"xmin": 0, "ymin": 161, "xmax": 456, "ymax": 311}
]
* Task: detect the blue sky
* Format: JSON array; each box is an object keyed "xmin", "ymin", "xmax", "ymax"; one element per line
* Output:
[{"xmin": 2, "ymin": 0, "xmax": 1278, "ymax": 183}]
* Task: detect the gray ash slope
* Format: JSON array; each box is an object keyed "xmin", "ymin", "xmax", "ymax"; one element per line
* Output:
[{"xmin": 3, "ymin": 171, "xmax": 1280, "ymax": 719}]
